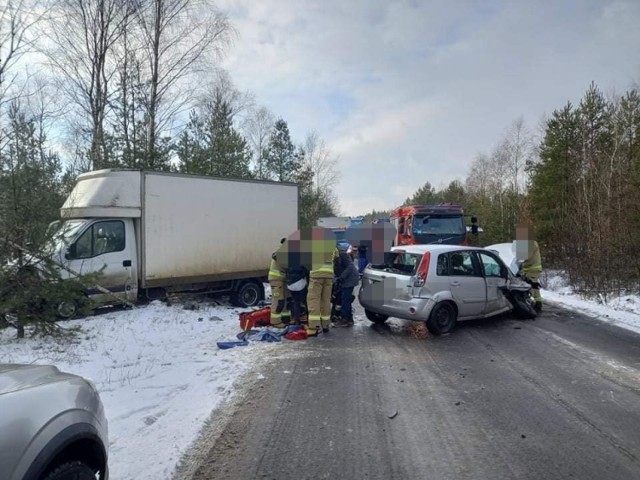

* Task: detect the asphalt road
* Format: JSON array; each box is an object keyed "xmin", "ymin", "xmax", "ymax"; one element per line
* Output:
[{"xmin": 180, "ymin": 300, "xmax": 640, "ymax": 480}]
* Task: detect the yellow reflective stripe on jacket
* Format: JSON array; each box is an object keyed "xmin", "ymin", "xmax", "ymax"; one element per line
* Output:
[
  {"xmin": 312, "ymin": 266, "xmax": 334, "ymax": 274},
  {"xmin": 268, "ymin": 258, "xmax": 285, "ymax": 279},
  {"xmin": 522, "ymin": 264, "xmax": 542, "ymax": 273}
]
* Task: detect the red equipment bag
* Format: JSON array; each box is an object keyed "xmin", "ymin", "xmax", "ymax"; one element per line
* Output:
[
  {"xmin": 239, "ymin": 306, "xmax": 272, "ymax": 331},
  {"xmin": 284, "ymin": 328, "xmax": 308, "ymax": 340}
]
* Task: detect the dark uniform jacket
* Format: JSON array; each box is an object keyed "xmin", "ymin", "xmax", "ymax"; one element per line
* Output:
[{"xmin": 337, "ymin": 252, "xmax": 360, "ymax": 289}]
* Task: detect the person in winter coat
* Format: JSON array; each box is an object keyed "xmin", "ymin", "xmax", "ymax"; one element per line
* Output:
[
  {"xmin": 334, "ymin": 250, "xmax": 360, "ymax": 327},
  {"xmin": 331, "ymin": 243, "xmax": 349, "ymax": 321},
  {"xmin": 357, "ymin": 244, "xmax": 369, "ymax": 276},
  {"xmin": 285, "ymin": 264, "xmax": 309, "ymax": 325}
]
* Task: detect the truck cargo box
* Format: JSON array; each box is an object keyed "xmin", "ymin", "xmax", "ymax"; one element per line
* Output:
[{"xmin": 141, "ymin": 172, "xmax": 298, "ymax": 287}]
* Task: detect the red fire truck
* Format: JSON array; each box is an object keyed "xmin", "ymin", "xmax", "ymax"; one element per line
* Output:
[{"xmin": 389, "ymin": 203, "xmax": 479, "ymax": 246}]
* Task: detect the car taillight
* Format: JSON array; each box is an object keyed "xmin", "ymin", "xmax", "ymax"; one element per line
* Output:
[{"xmin": 414, "ymin": 252, "xmax": 430, "ymax": 286}]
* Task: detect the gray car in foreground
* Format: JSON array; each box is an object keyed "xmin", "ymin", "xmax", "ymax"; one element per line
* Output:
[{"xmin": 0, "ymin": 364, "xmax": 109, "ymax": 480}]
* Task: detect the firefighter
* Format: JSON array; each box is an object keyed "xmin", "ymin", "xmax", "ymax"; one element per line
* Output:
[
  {"xmin": 515, "ymin": 223, "xmax": 543, "ymax": 313},
  {"xmin": 306, "ymin": 231, "xmax": 336, "ymax": 336},
  {"xmin": 268, "ymin": 238, "xmax": 290, "ymax": 326}
]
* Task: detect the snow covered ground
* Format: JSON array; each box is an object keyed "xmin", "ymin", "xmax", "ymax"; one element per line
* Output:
[
  {"xmin": 542, "ymin": 271, "xmax": 640, "ymax": 335},
  {"xmin": 1, "ymin": 276, "xmax": 640, "ymax": 479}
]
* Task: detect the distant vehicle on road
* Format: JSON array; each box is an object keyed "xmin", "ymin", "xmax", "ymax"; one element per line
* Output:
[
  {"xmin": 0, "ymin": 363, "xmax": 109, "ymax": 480},
  {"xmin": 358, "ymin": 244, "xmax": 536, "ymax": 335},
  {"xmin": 389, "ymin": 203, "xmax": 479, "ymax": 246}
]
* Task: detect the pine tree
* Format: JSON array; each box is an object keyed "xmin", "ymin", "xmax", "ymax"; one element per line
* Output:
[
  {"xmin": 405, "ymin": 181, "xmax": 437, "ymax": 205},
  {"xmin": 529, "ymin": 102, "xmax": 581, "ymax": 262},
  {"xmin": 264, "ymin": 119, "xmax": 301, "ymax": 182},
  {"xmin": 176, "ymin": 93, "xmax": 252, "ymax": 179},
  {"xmin": 206, "ymin": 93, "xmax": 252, "ymax": 178},
  {"xmin": 0, "ymin": 102, "xmax": 95, "ymax": 338}
]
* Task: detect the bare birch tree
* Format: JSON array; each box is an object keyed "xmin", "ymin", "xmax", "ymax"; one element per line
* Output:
[
  {"xmin": 0, "ymin": 0, "xmax": 41, "ymax": 108},
  {"xmin": 303, "ymin": 130, "xmax": 339, "ymax": 194},
  {"xmin": 504, "ymin": 116, "xmax": 534, "ymax": 196},
  {"xmin": 41, "ymin": 0, "xmax": 133, "ymax": 170},
  {"xmin": 198, "ymin": 69, "xmax": 254, "ymax": 120},
  {"xmin": 133, "ymin": 0, "xmax": 234, "ymax": 166},
  {"xmin": 243, "ymin": 105, "xmax": 275, "ymax": 179}
]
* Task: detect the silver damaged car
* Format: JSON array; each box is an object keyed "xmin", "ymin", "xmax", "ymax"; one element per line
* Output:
[
  {"xmin": 0, "ymin": 363, "xmax": 109, "ymax": 480},
  {"xmin": 358, "ymin": 245, "xmax": 537, "ymax": 335}
]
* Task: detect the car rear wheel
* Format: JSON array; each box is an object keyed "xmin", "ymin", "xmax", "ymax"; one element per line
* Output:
[
  {"xmin": 365, "ymin": 309, "xmax": 388, "ymax": 324},
  {"xmin": 43, "ymin": 461, "xmax": 95, "ymax": 480},
  {"xmin": 426, "ymin": 302, "xmax": 457, "ymax": 335}
]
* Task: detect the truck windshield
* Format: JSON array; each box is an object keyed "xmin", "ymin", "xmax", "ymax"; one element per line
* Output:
[
  {"xmin": 410, "ymin": 215, "xmax": 466, "ymax": 245},
  {"xmin": 413, "ymin": 216, "xmax": 465, "ymax": 235},
  {"xmin": 44, "ymin": 220, "xmax": 88, "ymax": 253}
]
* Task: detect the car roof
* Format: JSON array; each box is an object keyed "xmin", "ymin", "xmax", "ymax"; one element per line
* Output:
[{"xmin": 391, "ymin": 244, "xmax": 487, "ymax": 255}]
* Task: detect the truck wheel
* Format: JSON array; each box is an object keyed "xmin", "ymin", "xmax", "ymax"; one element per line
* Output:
[
  {"xmin": 43, "ymin": 461, "xmax": 95, "ymax": 480},
  {"xmin": 232, "ymin": 281, "xmax": 263, "ymax": 308},
  {"xmin": 56, "ymin": 300, "xmax": 78, "ymax": 319},
  {"xmin": 426, "ymin": 302, "xmax": 457, "ymax": 335},
  {"xmin": 365, "ymin": 309, "xmax": 388, "ymax": 324}
]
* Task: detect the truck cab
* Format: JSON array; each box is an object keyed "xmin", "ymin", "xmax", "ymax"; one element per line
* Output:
[
  {"xmin": 390, "ymin": 204, "xmax": 478, "ymax": 246},
  {"xmin": 47, "ymin": 217, "xmax": 139, "ymax": 311}
]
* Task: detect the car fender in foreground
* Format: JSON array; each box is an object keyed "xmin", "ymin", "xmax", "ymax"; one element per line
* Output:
[{"xmin": 1, "ymin": 365, "xmax": 109, "ymax": 480}]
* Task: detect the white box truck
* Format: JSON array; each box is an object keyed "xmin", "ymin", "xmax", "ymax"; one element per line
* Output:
[{"xmin": 47, "ymin": 169, "xmax": 299, "ymax": 315}]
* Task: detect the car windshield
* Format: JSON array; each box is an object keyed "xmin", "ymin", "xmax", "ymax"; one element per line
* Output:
[
  {"xmin": 413, "ymin": 215, "xmax": 466, "ymax": 235},
  {"xmin": 370, "ymin": 251, "xmax": 421, "ymax": 276}
]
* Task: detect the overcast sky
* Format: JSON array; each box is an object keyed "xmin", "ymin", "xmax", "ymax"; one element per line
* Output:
[{"xmin": 215, "ymin": 0, "xmax": 640, "ymax": 216}]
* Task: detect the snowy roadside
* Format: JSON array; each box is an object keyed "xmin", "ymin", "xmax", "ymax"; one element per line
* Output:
[
  {"xmin": 542, "ymin": 272, "xmax": 640, "ymax": 335},
  {"xmin": 0, "ymin": 290, "xmax": 298, "ymax": 480}
]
